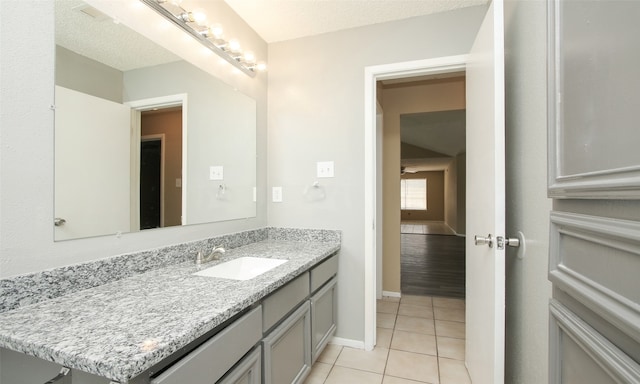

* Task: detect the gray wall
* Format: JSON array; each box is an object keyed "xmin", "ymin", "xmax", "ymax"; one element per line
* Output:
[
  {"xmin": 267, "ymin": 6, "xmax": 488, "ymax": 343},
  {"xmin": 124, "ymin": 61, "xmax": 257, "ymax": 225},
  {"xmin": 0, "ymin": 0, "xmax": 267, "ymax": 278},
  {"xmin": 504, "ymin": 0, "xmax": 552, "ymax": 382},
  {"xmin": 56, "ymin": 46, "xmax": 123, "ymax": 103}
]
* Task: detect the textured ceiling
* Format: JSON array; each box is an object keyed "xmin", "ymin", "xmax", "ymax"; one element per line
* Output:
[
  {"xmin": 55, "ymin": 0, "xmax": 180, "ymax": 71},
  {"xmin": 224, "ymin": 0, "xmax": 489, "ymax": 43},
  {"xmin": 55, "ymin": 0, "xmax": 487, "ymax": 71}
]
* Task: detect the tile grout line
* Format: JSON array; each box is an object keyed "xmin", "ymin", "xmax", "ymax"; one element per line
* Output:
[
  {"xmin": 321, "ymin": 345, "xmax": 343, "ymax": 384},
  {"xmin": 433, "ymin": 300, "xmax": 442, "ymax": 384},
  {"xmin": 381, "ymin": 307, "xmax": 398, "ymax": 382}
]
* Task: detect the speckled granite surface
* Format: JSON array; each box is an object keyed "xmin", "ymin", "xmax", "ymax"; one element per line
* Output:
[
  {"xmin": 0, "ymin": 228, "xmax": 340, "ymax": 383},
  {"xmin": 267, "ymin": 227, "xmax": 341, "ymax": 243},
  {"xmin": 0, "ymin": 228, "xmax": 280, "ymax": 313}
]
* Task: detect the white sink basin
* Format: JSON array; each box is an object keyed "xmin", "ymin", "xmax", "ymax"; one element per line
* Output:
[{"xmin": 193, "ymin": 257, "xmax": 288, "ymax": 280}]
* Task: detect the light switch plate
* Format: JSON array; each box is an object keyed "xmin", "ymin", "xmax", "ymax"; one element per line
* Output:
[
  {"xmin": 317, "ymin": 161, "xmax": 334, "ymax": 178},
  {"xmin": 209, "ymin": 166, "xmax": 224, "ymax": 180},
  {"xmin": 272, "ymin": 187, "xmax": 283, "ymax": 202}
]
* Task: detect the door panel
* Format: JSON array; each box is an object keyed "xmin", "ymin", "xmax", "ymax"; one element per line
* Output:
[
  {"xmin": 465, "ymin": 0, "xmax": 505, "ymax": 382},
  {"xmin": 547, "ymin": 1, "xmax": 640, "ymax": 382},
  {"xmin": 54, "ymin": 86, "xmax": 131, "ymax": 240}
]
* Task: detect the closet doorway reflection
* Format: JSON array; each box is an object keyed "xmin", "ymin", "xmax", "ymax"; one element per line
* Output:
[{"xmin": 139, "ymin": 107, "xmax": 183, "ymax": 230}]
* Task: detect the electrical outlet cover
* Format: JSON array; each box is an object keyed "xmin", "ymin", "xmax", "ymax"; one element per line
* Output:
[
  {"xmin": 209, "ymin": 166, "xmax": 224, "ymax": 180},
  {"xmin": 317, "ymin": 161, "xmax": 334, "ymax": 178},
  {"xmin": 272, "ymin": 186, "xmax": 283, "ymax": 202}
]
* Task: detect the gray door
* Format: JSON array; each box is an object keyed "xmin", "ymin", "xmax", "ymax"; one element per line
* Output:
[{"xmin": 547, "ymin": 1, "xmax": 640, "ymax": 382}]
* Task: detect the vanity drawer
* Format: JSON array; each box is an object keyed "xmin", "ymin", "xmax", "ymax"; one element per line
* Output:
[
  {"xmin": 151, "ymin": 306, "xmax": 262, "ymax": 384},
  {"xmin": 262, "ymin": 272, "xmax": 310, "ymax": 332},
  {"xmin": 310, "ymin": 254, "xmax": 338, "ymax": 293}
]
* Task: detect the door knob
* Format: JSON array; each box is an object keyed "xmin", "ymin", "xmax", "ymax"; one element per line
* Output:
[
  {"xmin": 475, "ymin": 233, "xmax": 524, "ymax": 251},
  {"xmin": 474, "ymin": 234, "xmax": 493, "ymax": 247},
  {"xmin": 54, "ymin": 218, "xmax": 66, "ymax": 227}
]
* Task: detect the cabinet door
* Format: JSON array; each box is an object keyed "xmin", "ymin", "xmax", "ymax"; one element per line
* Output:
[
  {"xmin": 262, "ymin": 301, "xmax": 311, "ymax": 384},
  {"xmin": 311, "ymin": 277, "xmax": 337, "ymax": 363},
  {"xmin": 217, "ymin": 347, "xmax": 261, "ymax": 384}
]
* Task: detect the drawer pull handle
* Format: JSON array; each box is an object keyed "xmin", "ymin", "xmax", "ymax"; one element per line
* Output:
[{"xmin": 43, "ymin": 367, "xmax": 71, "ymax": 384}]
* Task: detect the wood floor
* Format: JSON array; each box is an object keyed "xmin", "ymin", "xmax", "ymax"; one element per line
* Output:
[{"xmin": 401, "ymin": 233, "xmax": 466, "ymax": 299}]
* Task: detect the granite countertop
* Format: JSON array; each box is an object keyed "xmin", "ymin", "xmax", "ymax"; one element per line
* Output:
[{"xmin": 0, "ymin": 239, "xmax": 339, "ymax": 383}]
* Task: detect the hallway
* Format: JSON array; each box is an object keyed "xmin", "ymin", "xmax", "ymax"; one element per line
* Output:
[{"xmin": 304, "ymin": 295, "xmax": 469, "ymax": 383}]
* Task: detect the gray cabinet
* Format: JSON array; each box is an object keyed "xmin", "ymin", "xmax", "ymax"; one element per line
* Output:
[
  {"xmin": 151, "ymin": 306, "xmax": 262, "ymax": 384},
  {"xmin": 309, "ymin": 255, "xmax": 338, "ymax": 363},
  {"xmin": 309, "ymin": 255, "xmax": 338, "ymax": 293},
  {"xmin": 218, "ymin": 347, "xmax": 261, "ymax": 384},
  {"xmin": 262, "ymin": 301, "xmax": 312, "ymax": 384},
  {"xmin": 310, "ymin": 277, "xmax": 337, "ymax": 363},
  {"xmin": 260, "ymin": 254, "xmax": 338, "ymax": 384},
  {"xmin": 262, "ymin": 273, "xmax": 309, "ymax": 333}
]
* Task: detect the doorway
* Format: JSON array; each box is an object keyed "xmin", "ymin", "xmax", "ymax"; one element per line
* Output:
[
  {"xmin": 140, "ymin": 107, "xmax": 183, "ymax": 229},
  {"xmin": 140, "ymin": 136, "xmax": 163, "ymax": 229},
  {"xmin": 379, "ymin": 80, "xmax": 467, "ymax": 299},
  {"xmin": 126, "ymin": 94, "xmax": 187, "ymax": 231},
  {"xmin": 364, "ymin": 55, "xmax": 468, "ymax": 350}
]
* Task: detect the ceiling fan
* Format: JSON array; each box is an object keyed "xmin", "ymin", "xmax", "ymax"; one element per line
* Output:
[{"xmin": 400, "ymin": 166, "xmax": 418, "ymax": 175}]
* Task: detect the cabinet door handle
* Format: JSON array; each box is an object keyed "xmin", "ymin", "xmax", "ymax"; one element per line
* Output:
[{"xmin": 43, "ymin": 367, "xmax": 71, "ymax": 384}]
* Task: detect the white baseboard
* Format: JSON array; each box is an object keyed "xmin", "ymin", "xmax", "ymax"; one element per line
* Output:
[
  {"xmin": 382, "ymin": 290, "xmax": 401, "ymax": 298},
  {"xmin": 329, "ymin": 336, "xmax": 365, "ymax": 349}
]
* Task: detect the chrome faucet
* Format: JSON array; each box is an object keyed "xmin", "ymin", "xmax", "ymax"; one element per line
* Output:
[{"xmin": 196, "ymin": 246, "xmax": 226, "ymax": 266}]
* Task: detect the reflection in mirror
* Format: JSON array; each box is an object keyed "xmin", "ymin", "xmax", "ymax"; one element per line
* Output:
[{"xmin": 54, "ymin": 0, "xmax": 257, "ymax": 241}]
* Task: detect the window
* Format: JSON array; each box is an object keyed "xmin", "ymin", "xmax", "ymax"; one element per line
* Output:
[{"xmin": 400, "ymin": 178, "xmax": 427, "ymax": 210}]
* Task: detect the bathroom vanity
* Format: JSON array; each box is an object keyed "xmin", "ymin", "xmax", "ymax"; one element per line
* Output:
[{"xmin": 0, "ymin": 228, "xmax": 340, "ymax": 384}]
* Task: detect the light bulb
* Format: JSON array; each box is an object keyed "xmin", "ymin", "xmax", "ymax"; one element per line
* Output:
[
  {"xmin": 210, "ymin": 23, "xmax": 224, "ymax": 39},
  {"xmin": 228, "ymin": 39, "xmax": 241, "ymax": 53},
  {"xmin": 243, "ymin": 51, "xmax": 255, "ymax": 63},
  {"xmin": 192, "ymin": 8, "xmax": 207, "ymax": 26},
  {"xmin": 256, "ymin": 62, "xmax": 267, "ymax": 71}
]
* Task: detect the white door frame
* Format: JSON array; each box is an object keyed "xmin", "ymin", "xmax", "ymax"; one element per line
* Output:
[
  {"xmin": 363, "ymin": 55, "xmax": 468, "ymax": 351},
  {"xmin": 126, "ymin": 94, "xmax": 188, "ymax": 229}
]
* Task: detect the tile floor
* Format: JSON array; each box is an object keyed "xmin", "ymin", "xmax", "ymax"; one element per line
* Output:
[{"xmin": 303, "ymin": 295, "xmax": 470, "ymax": 384}]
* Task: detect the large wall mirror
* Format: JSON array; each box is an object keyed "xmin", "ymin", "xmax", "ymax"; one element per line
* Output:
[{"xmin": 54, "ymin": 0, "xmax": 257, "ymax": 241}]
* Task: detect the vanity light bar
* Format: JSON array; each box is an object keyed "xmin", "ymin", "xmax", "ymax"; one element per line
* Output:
[{"xmin": 140, "ymin": 0, "xmax": 266, "ymax": 77}]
